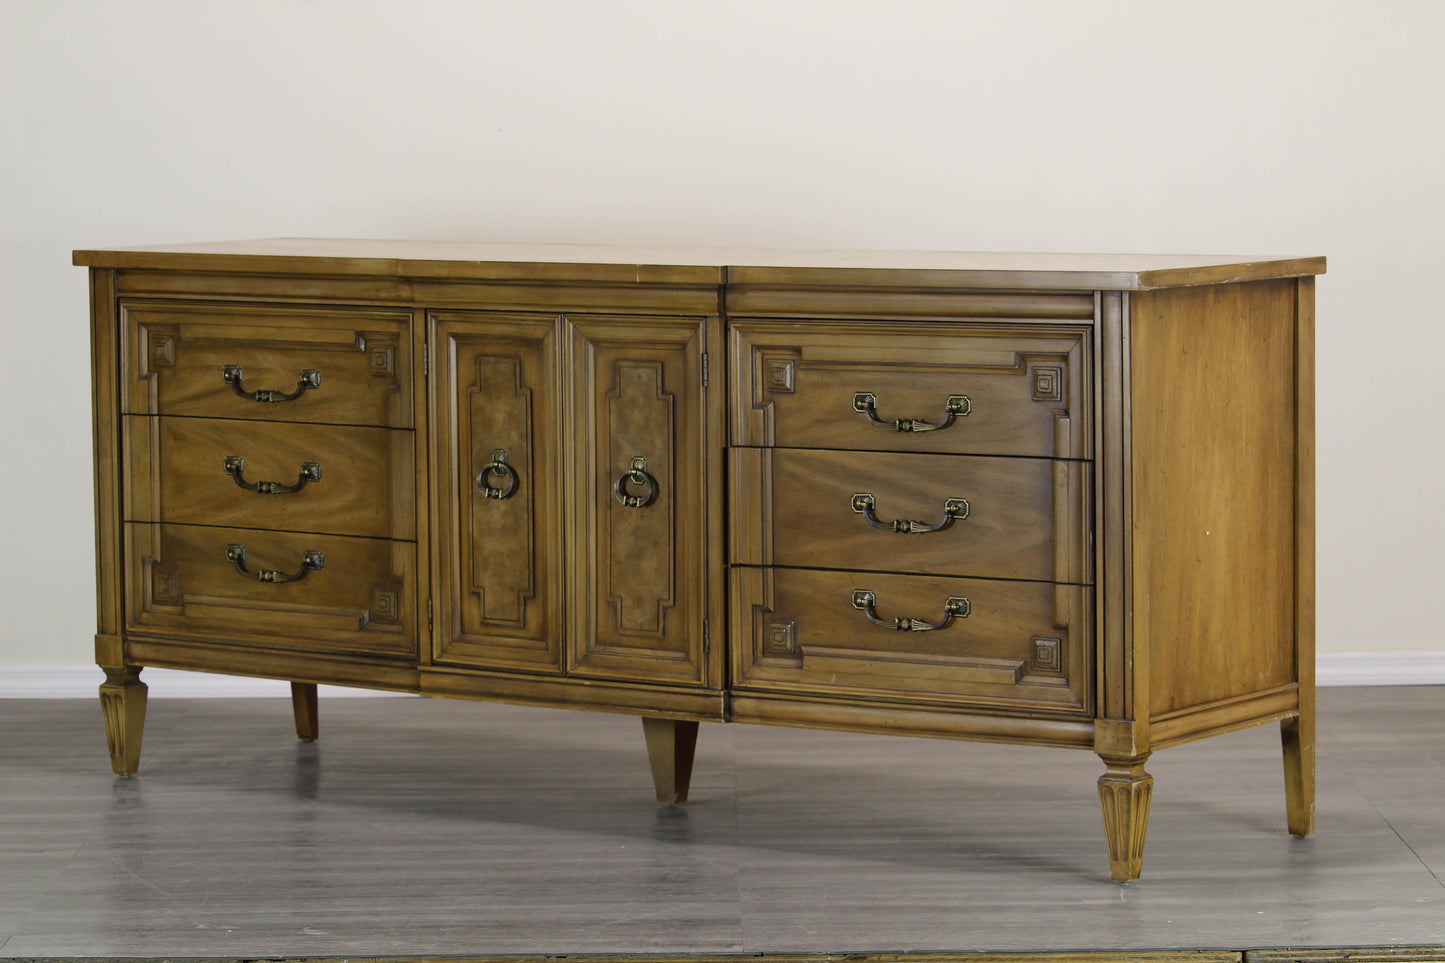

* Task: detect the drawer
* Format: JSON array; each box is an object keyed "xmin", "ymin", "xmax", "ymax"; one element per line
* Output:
[
  {"xmin": 125, "ymin": 416, "xmax": 414, "ymax": 540},
  {"xmin": 731, "ymin": 321, "xmax": 1088, "ymax": 458},
  {"xmin": 122, "ymin": 301, "xmax": 413, "ymax": 427},
  {"xmin": 731, "ymin": 448, "xmax": 1090, "ymax": 584},
  {"xmin": 125, "ymin": 523, "xmax": 416, "ymax": 658},
  {"xmin": 731, "ymin": 567, "xmax": 1090, "ymax": 713}
]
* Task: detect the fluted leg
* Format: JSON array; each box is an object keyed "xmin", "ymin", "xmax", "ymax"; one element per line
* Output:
[
  {"xmin": 1098, "ymin": 753, "xmax": 1153, "ymax": 882},
  {"xmin": 641, "ymin": 717, "xmax": 699, "ymax": 803},
  {"xmin": 1282, "ymin": 715, "xmax": 1315, "ymax": 837},
  {"xmin": 100, "ymin": 666, "xmax": 148, "ymax": 776},
  {"xmin": 291, "ymin": 682, "xmax": 319, "ymax": 742}
]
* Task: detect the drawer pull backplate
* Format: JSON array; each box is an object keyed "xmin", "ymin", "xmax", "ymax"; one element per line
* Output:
[
  {"xmin": 221, "ymin": 365, "xmax": 321, "ymax": 403},
  {"xmin": 851, "ymin": 588, "xmax": 970, "ymax": 632},
  {"xmin": 852, "ymin": 391, "xmax": 971, "ymax": 433},
  {"xmin": 225, "ymin": 544, "xmax": 324, "ymax": 584},
  {"xmin": 851, "ymin": 492, "xmax": 970, "ymax": 534},
  {"xmin": 222, "ymin": 456, "xmax": 322, "ymax": 495}
]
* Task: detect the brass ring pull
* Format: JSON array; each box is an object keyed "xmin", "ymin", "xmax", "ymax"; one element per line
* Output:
[
  {"xmin": 852, "ymin": 391, "xmax": 971, "ymax": 432},
  {"xmin": 613, "ymin": 455, "xmax": 657, "ymax": 509},
  {"xmin": 475, "ymin": 449, "xmax": 519, "ymax": 500},
  {"xmin": 223, "ymin": 456, "xmax": 322, "ymax": 495},
  {"xmin": 851, "ymin": 493, "xmax": 969, "ymax": 533},
  {"xmin": 226, "ymin": 544, "xmax": 324, "ymax": 584},
  {"xmin": 221, "ymin": 365, "xmax": 321, "ymax": 403},
  {"xmin": 851, "ymin": 589, "xmax": 969, "ymax": 632}
]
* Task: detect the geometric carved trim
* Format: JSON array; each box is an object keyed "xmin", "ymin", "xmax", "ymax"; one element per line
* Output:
[
  {"xmin": 764, "ymin": 618, "xmax": 797, "ymax": 655},
  {"xmin": 150, "ymin": 563, "xmax": 180, "ymax": 605},
  {"xmin": 1032, "ymin": 636, "xmax": 1062, "ymax": 673},
  {"xmin": 764, "ymin": 357, "xmax": 796, "ymax": 393},
  {"xmin": 368, "ymin": 342, "xmax": 396, "ymax": 378},
  {"xmin": 1032, "ymin": 363, "xmax": 1064, "ymax": 402},
  {"xmin": 149, "ymin": 333, "xmax": 176, "ymax": 369},
  {"xmin": 372, "ymin": 583, "xmax": 401, "ymax": 623},
  {"xmin": 1098, "ymin": 765, "xmax": 1153, "ymax": 882}
]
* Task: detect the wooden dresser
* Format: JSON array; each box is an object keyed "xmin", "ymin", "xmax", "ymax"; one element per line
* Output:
[{"xmin": 76, "ymin": 240, "xmax": 1323, "ymax": 881}]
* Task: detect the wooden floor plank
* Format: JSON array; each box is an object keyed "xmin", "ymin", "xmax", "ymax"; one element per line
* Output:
[{"xmin": 0, "ymin": 687, "xmax": 1440, "ymax": 956}]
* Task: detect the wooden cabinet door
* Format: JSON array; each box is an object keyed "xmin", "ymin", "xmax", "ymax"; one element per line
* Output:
[
  {"xmin": 431, "ymin": 313, "xmax": 564, "ymax": 671},
  {"xmin": 566, "ymin": 315, "xmax": 713, "ymax": 686}
]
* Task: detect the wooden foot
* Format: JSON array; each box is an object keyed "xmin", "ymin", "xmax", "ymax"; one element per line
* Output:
[
  {"xmin": 1097, "ymin": 753, "xmax": 1153, "ymax": 882},
  {"xmin": 641, "ymin": 717, "xmax": 699, "ymax": 803},
  {"xmin": 1281, "ymin": 715, "xmax": 1315, "ymax": 837},
  {"xmin": 291, "ymin": 682, "xmax": 319, "ymax": 742},
  {"xmin": 99, "ymin": 666, "xmax": 148, "ymax": 776}
]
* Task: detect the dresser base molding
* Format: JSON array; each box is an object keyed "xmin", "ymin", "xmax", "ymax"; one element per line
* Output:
[{"xmin": 79, "ymin": 242, "xmax": 1324, "ymax": 882}]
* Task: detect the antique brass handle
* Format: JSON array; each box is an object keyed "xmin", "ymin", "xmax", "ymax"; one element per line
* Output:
[
  {"xmin": 851, "ymin": 589, "xmax": 969, "ymax": 632},
  {"xmin": 851, "ymin": 493, "xmax": 969, "ymax": 533},
  {"xmin": 852, "ymin": 391, "xmax": 971, "ymax": 432},
  {"xmin": 613, "ymin": 455, "xmax": 657, "ymax": 508},
  {"xmin": 222, "ymin": 456, "xmax": 322, "ymax": 495},
  {"xmin": 226, "ymin": 544, "xmax": 324, "ymax": 583},
  {"xmin": 475, "ymin": 449, "xmax": 519, "ymax": 500},
  {"xmin": 221, "ymin": 365, "xmax": 321, "ymax": 403}
]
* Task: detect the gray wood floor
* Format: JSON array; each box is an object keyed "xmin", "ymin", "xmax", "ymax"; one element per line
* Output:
[{"xmin": 1, "ymin": 686, "xmax": 1441, "ymax": 956}]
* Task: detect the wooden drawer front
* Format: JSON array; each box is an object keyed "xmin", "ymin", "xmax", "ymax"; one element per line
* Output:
[
  {"xmin": 124, "ymin": 416, "xmax": 414, "ymax": 540},
  {"xmin": 731, "ymin": 567, "xmax": 1089, "ymax": 713},
  {"xmin": 731, "ymin": 448, "xmax": 1089, "ymax": 584},
  {"xmin": 731, "ymin": 321, "xmax": 1088, "ymax": 459},
  {"xmin": 568, "ymin": 316, "xmax": 711, "ymax": 686},
  {"xmin": 123, "ymin": 301, "xmax": 413, "ymax": 427},
  {"xmin": 431, "ymin": 313, "xmax": 564, "ymax": 672},
  {"xmin": 125, "ymin": 524, "xmax": 416, "ymax": 658}
]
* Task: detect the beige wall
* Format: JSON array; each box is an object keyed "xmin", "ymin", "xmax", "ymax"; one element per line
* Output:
[{"xmin": 2, "ymin": 0, "xmax": 1441, "ymax": 667}]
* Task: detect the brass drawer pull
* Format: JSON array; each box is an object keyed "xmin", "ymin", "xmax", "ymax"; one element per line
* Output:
[
  {"xmin": 613, "ymin": 455, "xmax": 657, "ymax": 509},
  {"xmin": 226, "ymin": 544, "xmax": 324, "ymax": 584},
  {"xmin": 475, "ymin": 449, "xmax": 519, "ymax": 500},
  {"xmin": 851, "ymin": 492, "xmax": 969, "ymax": 533},
  {"xmin": 852, "ymin": 391, "xmax": 971, "ymax": 432},
  {"xmin": 851, "ymin": 588, "xmax": 969, "ymax": 632},
  {"xmin": 222, "ymin": 456, "xmax": 322, "ymax": 495},
  {"xmin": 221, "ymin": 364, "xmax": 321, "ymax": 403}
]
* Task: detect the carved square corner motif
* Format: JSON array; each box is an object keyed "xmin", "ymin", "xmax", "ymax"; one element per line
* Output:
[
  {"xmin": 369, "ymin": 344, "xmax": 397, "ymax": 378},
  {"xmin": 372, "ymin": 585, "xmax": 401, "ymax": 623},
  {"xmin": 1032, "ymin": 636, "xmax": 1063, "ymax": 673},
  {"xmin": 149, "ymin": 333, "xmax": 176, "ymax": 369},
  {"xmin": 764, "ymin": 618, "xmax": 797, "ymax": 655},
  {"xmin": 764, "ymin": 358, "xmax": 796, "ymax": 393},
  {"xmin": 1032, "ymin": 364, "xmax": 1063, "ymax": 402}
]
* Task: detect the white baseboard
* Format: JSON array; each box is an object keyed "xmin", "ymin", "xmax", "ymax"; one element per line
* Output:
[{"xmin": 3, "ymin": 654, "xmax": 1443, "ymax": 698}]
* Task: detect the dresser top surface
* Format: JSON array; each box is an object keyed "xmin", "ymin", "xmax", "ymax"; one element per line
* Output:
[{"xmin": 73, "ymin": 238, "xmax": 1325, "ymax": 291}]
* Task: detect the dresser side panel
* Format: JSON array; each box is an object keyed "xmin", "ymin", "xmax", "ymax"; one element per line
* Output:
[
  {"xmin": 1130, "ymin": 279, "xmax": 1298, "ymax": 717},
  {"xmin": 91, "ymin": 268, "xmax": 125, "ymax": 655}
]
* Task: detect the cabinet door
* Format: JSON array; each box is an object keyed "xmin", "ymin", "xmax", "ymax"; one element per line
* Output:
[
  {"xmin": 431, "ymin": 313, "xmax": 564, "ymax": 671},
  {"xmin": 567, "ymin": 315, "xmax": 712, "ymax": 685}
]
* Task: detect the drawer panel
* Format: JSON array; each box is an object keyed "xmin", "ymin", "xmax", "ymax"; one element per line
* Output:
[
  {"xmin": 125, "ymin": 523, "xmax": 416, "ymax": 658},
  {"xmin": 125, "ymin": 416, "xmax": 414, "ymax": 540},
  {"xmin": 731, "ymin": 567, "xmax": 1090, "ymax": 713},
  {"xmin": 122, "ymin": 301, "xmax": 413, "ymax": 427},
  {"xmin": 731, "ymin": 448, "xmax": 1089, "ymax": 584},
  {"xmin": 731, "ymin": 321, "xmax": 1088, "ymax": 458}
]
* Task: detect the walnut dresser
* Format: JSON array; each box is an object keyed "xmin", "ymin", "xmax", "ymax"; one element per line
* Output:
[{"xmin": 76, "ymin": 240, "xmax": 1324, "ymax": 882}]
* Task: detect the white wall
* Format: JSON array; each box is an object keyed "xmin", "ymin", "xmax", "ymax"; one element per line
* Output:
[{"xmin": 2, "ymin": 0, "xmax": 1442, "ymax": 672}]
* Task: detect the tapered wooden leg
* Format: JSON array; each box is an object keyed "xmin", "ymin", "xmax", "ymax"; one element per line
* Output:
[
  {"xmin": 1098, "ymin": 753, "xmax": 1153, "ymax": 882},
  {"xmin": 1281, "ymin": 715, "xmax": 1315, "ymax": 837},
  {"xmin": 99, "ymin": 666, "xmax": 148, "ymax": 776},
  {"xmin": 641, "ymin": 717, "xmax": 699, "ymax": 803},
  {"xmin": 291, "ymin": 682, "xmax": 319, "ymax": 742}
]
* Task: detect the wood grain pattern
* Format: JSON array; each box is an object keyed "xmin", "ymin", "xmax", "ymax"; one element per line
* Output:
[
  {"xmin": 731, "ymin": 321, "xmax": 1089, "ymax": 458},
  {"xmin": 1130, "ymin": 279, "xmax": 1297, "ymax": 718},
  {"xmin": 430, "ymin": 313, "xmax": 564, "ymax": 672},
  {"xmin": 1285, "ymin": 275, "xmax": 1317, "ymax": 837},
  {"xmin": 731, "ymin": 567, "xmax": 1089, "ymax": 713},
  {"xmin": 123, "ymin": 415, "xmax": 415, "ymax": 539},
  {"xmin": 732, "ymin": 447, "xmax": 1088, "ymax": 583},
  {"xmin": 124, "ymin": 523, "xmax": 416, "ymax": 658},
  {"xmin": 567, "ymin": 315, "xmax": 713, "ymax": 687},
  {"xmin": 89, "ymin": 268, "xmax": 125, "ymax": 648},
  {"xmin": 122, "ymin": 301, "xmax": 413, "ymax": 427}
]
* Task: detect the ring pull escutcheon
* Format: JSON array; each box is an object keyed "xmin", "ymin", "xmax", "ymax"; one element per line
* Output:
[
  {"xmin": 475, "ymin": 449, "xmax": 519, "ymax": 501},
  {"xmin": 613, "ymin": 455, "xmax": 657, "ymax": 509}
]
